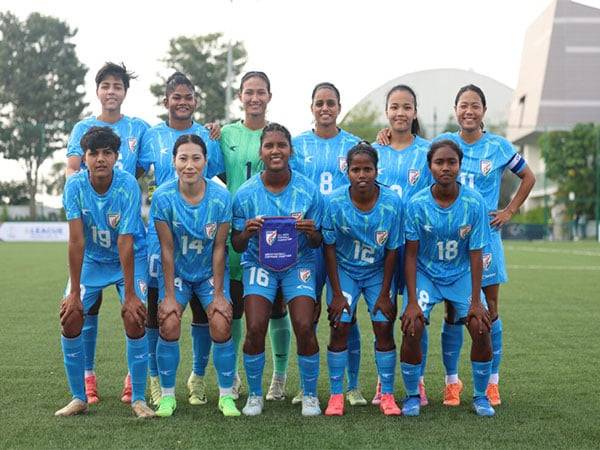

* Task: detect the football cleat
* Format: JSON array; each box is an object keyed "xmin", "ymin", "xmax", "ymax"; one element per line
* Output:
[
  {"xmin": 149, "ymin": 375, "xmax": 161, "ymax": 406},
  {"xmin": 443, "ymin": 379, "xmax": 463, "ymax": 407},
  {"xmin": 379, "ymin": 393, "xmax": 401, "ymax": 416},
  {"xmin": 324, "ymin": 394, "xmax": 344, "ymax": 416},
  {"xmin": 291, "ymin": 389, "xmax": 303, "ymax": 405},
  {"xmin": 486, "ymin": 383, "xmax": 502, "ymax": 406},
  {"xmin": 419, "ymin": 380, "xmax": 429, "ymax": 406},
  {"xmin": 187, "ymin": 373, "xmax": 207, "ymax": 405},
  {"xmin": 242, "ymin": 395, "xmax": 264, "ymax": 416},
  {"xmin": 371, "ymin": 379, "xmax": 382, "ymax": 405},
  {"xmin": 218, "ymin": 394, "xmax": 241, "ymax": 417},
  {"xmin": 301, "ymin": 395, "xmax": 321, "ymax": 416},
  {"xmin": 120, "ymin": 373, "xmax": 132, "ymax": 404},
  {"xmin": 54, "ymin": 398, "xmax": 88, "ymax": 417},
  {"xmin": 84, "ymin": 375, "xmax": 99, "ymax": 405},
  {"xmin": 347, "ymin": 389, "xmax": 367, "ymax": 406},
  {"xmin": 266, "ymin": 374, "xmax": 286, "ymax": 401},
  {"xmin": 155, "ymin": 395, "xmax": 176, "ymax": 418},
  {"xmin": 402, "ymin": 395, "xmax": 421, "ymax": 417},
  {"xmin": 132, "ymin": 400, "xmax": 155, "ymax": 419},
  {"xmin": 473, "ymin": 396, "xmax": 495, "ymax": 417}
]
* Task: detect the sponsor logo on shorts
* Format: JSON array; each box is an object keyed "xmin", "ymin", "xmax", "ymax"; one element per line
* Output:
[
  {"xmin": 480, "ymin": 159, "xmax": 492, "ymax": 176},
  {"xmin": 375, "ymin": 230, "xmax": 388, "ymax": 245},
  {"xmin": 338, "ymin": 156, "xmax": 348, "ymax": 172},
  {"xmin": 266, "ymin": 230, "xmax": 277, "ymax": 246},
  {"xmin": 128, "ymin": 137, "xmax": 137, "ymax": 152},
  {"xmin": 423, "ymin": 224, "xmax": 433, "ymax": 232},
  {"xmin": 459, "ymin": 225, "xmax": 472, "ymax": 239},
  {"xmin": 137, "ymin": 279, "xmax": 148, "ymax": 296},
  {"xmin": 408, "ymin": 169, "xmax": 420, "ymax": 185},
  {"xmin": 298, "ymin": 268, "xmax": 312, "ymax": 283},
  {"xmin": 107, "ymin": 213, "xmax": 121, "ymax": 228},
  {"xmin": 291, "ymin": 212, "xmax": 303, "ymax": 220},
  {"xmin": 483, "ymin": 253, "xmax": 492, "ymax": 270},
  {"xmin": 208, "ymin": 277, "xmax": 214, "ymax": 287},
  {"xmin": 205, "ymin": 223, "xmax": 217, "ymax": 239}
]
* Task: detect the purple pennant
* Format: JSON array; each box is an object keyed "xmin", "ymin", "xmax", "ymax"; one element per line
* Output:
[{"xmin": 259, "ymin": 216, "xmax": 298, "ymax": 271}]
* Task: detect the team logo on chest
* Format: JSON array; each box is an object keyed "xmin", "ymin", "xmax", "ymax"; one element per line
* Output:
[
  {"xmin": 298, "ymin": 268, "xmax": 312, "ymax": 283},
  {"xmin": 459, "ymin": 225, "xmax": 472, "ymax": 239},
  {"xmin": 128, "ymin": 137, "xmax": 137, "ymax": 152},
  {"xmin": 266, "ymin": 230, "xmax": 278, "ymax": 246},
  {"xmin": 482, "ymin": 253, "xmax": 492, "ymax": 270},
  {"xmin": 107, "ymin": 213, "xmax": 121, "ymax": 228},
  {"xmin": 291, "ymin": 212, "xmax": 303, "ymax": 220},
  {"xmin": 480, "ymin": 159, "xmax": 492, "ymax": 176},
  {"xmin": 375, "ymin": 230, "xmax": 389, "ymax": 245},
  {"xmin": 338, "ymin": 156, "xmax": 348, "ymax": 172},
  {"xmin": 408, "ymin": 169, "xmax": 420, "ymax": 186},
  {"xmin": 137, "ymin": 279, "xmax": 148, "ymax": 296},
  {"xmin": 205, "ymin": 223, "xmax": 217, "ymax": 239}
]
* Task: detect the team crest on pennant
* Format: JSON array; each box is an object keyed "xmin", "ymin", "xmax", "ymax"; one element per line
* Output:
[
  {"xmin": 459, "ymin": 225, "xmax": 472, "ymax": 239},
  {"xmin": 408, "ymin": 169, "xmax": 420, "ymax": 186},
  {"xmin": 299, "ymin": 268, "xmax": 312, "ymax": 283},
  {"xmin": 128, "ymin": 137, "xmax": 137, "ymax": 152},
  {"xmin": 107, "ymin": 213, "xmax": 121, "ymax": 228},
  {"xmin": 480, "ymin": 159, "xmax": 492, "ymax": 176},
  {"xmin": 483, "ymin": 253, "xmax": 492, "ymax": 270},
  {"xmin": 137, "ymin": 279, "xmax": 147, "ymax": 296},
  {"xmin": 338, "ymin": 156, "xmax": 348, "ymax": 172},
  {"xmin": 291, "ymin": 212, "xmax": 303, "ymax": 220},
  {"xmin": 266, "ymin": 230, "xmax": 278, "ymax": 246},
  {"xmin": 375, "ymin": 230, "xmax": 389, "ymax": 245},
  {"xmin": 205, "ymin": 223, "xmax": 217, "ymax": 239}
]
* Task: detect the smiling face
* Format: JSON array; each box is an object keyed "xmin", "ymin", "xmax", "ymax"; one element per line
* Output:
[
  {"xmin": 454, "ymin": 89, "xmax": 487, "ymax": 133},
  {"xmin": 96, "ymin": 75, "xmax": 126, "ymax": 113},
  {"xmin": 311, "ymin": 87, "xmax": 340, "ymax": 128},
  {"xmin": 386, "ymin": 89, "xmax": 416, "ymax": 134},
  {"xmin": 260, "ymin": 130, "xmax": 291, "ymax": 172},
  {"xmin": 174, "ymin": 142, "xmax": 206, "ymax": 185},
  {"xmin": 165, "ymin": 84, "xmax": 197, "ymax": 123},
  {"xmin": 429, "ymin": 145, "xmax": 461, "ymax": 186},
  {"xmin": 347, "ymin": 152, "xmax": 377, "ymax": 194},
  {"xmin": 239, "ymin": 76, "xmax": 272, "ymax": 118}
]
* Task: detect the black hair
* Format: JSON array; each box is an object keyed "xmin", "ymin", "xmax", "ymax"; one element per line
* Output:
[
  {"xmin": 165, "ymin": 71, "xmax": 195, "ymax": 98},
  {"xmin": 385, "ymin": 84, "xmax": 421, "ymax": 135},
  {"xmin": 95, "ymin": 62, "xmax": 136, "ymax": 91},
  {"xmin": 427, "ymin": 139, "xmax": 463, "ymax": 166},
  {"xmin": 454, "ymin": 84, "xmax": 487, "ymax": 108},
  {"xmin": 311, "ymin": 82, "xmax": 340, "ymax": 103},
  {"xmin": 239, "ymin": 71, "xmax": 271, "ymax": 94},
  {"xmin": 172, "ymin": 134, "xmax": 207, "ymax": 157},
  {"xmin": 260, "ymin": 122, "xmax": 292, "ymax": 148},
  {"xmin": 80, "ymin": 126, "xmax": 121, "ymax": 153},
  {"xmin": 346, "ymin": 141, "xmax": 378, "ymax": 168}
]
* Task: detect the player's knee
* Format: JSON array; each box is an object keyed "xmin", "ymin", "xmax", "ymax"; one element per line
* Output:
[
  {"xmin": 373, "ymin": 322, "xmax": 395, "ymax": 352},
  {"xmin": 124, "ymin": 321, "xmax": 145, "ymax": 339},
  {"xmin": 209, "ymin": 315, "xmax": 231, "ymax": 343},
  {"xmin": 328, "ymin": 323, "xmax": 350, "ymax": 352},
  {"xmin": 244, "ymin": 321, "xmax": 267, "ymax": 353},
  {"xmin": 294, "ymin": 322, "xmax": 317, "ymax": 354},
  {"xmin": 62, "ymin": 314, "xmax": 84, "ymax": 338},
  {"xmin": 159, "ymin": 315, "xmax": 181, "ymax": 341}
]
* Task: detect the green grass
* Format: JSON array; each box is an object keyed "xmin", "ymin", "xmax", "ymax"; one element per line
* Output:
[{"xmin": 1, "ymin": 241, "xmax": 599, "ymax": 449}]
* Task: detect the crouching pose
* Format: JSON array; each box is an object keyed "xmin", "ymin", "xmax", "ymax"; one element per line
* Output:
[
  {"xmin": 323, "ymin": 142, "xmax": 404, "ymax": 417},
  {"xmin": 152, "ymin": 134, "xmax": 238, "ymax": 417},
  {"xmin": 57, "ymin": 126, "xmax": 153, "ymax": 418},
  {"xmin": 400, "ymin": 139, "xmax": 494, "ymax": 417}
]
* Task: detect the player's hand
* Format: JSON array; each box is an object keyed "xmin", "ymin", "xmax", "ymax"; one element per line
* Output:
[
  {"xmin": 467, "ymin": 299, "xmax": 491, "ymax": 334},
  {"xmin": 243, "ymin": 217, "xmax": 264, "ymax": 237},
  {"xmin": 489, "ymin": 208, "xmax": 514, "ymax": 228},
  {"xmin": 373, "ymin": 292, "xmax": 396, "ymax": 322},
  {"xmin": 158, "ymin": 297, "xmax": 181, "ymax": 325},
  {"xmin": 206, "ymin": 122, "xmax": 221, "ymax": 140},
  {"xmin": 207, "ymin": 291, "xmax": 232, "ymax": 324},
  {"xmin": 327, "ymin": 292, "xmax": 351, "ymax": 328},
  {"xmin": 122, "ymin": 294, "xmax": 148, "ymax": 329},
  {"xmin": 295, "ymin": 219, "xmax": 316, "ymax": 233},
  {"xmin": 376, "ymin": 127, "xmax": 392, "ymax": 145},
  {"xmin": 59, "ymin": 292, "xmax": 83, "ymax": 327},
  {"xmin": 401, "ymin": 301, "xmax": 424, "ymax": 337}
]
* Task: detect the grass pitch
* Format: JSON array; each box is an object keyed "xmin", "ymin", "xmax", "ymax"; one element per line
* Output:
[{"xmin": 0, "ymin": 240, "xmax": 599, "ymax": 449}]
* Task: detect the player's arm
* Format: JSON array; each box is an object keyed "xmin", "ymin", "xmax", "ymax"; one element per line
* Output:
[
  {"xmin": 65, "ymin": 156, "xmax": 82, "ymax": 178},
  {"xmin": 155, "ymin": 220, "xmax": 181, "ymax": 323},
  {"xmin": 208, "ymin": 222, "xmax": 232, "ymax": 323},
  {"xmin": 373, "ymin": 248, "xmax": 397, "ymax": 321},
  {"xmin": 60, "ymin": 219, "xmax": 85, "ymax": 327},
  {"xmin": 401, "ymin": 239, "xmax": 424, "ymax": 336},
  {"xmin": 231, "ymin": 217, "xmax": 263, "ymax": 253},
  {"xmin": 467, "ymin": 248, "xmax": 490, "ymax": 333},
  {"xmin": 118, "ymin": 234, "xmax": 147, "ymax": 329},
  {"xmin": 490, "ymin": 165, "xmax": 536, "ymax": 228},
  {"xmin": 324, "ymin": 243, "xmax": 350, "ymax": 327}
]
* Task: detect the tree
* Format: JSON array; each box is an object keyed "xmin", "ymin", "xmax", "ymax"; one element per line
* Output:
[
  {"xmin": 539, "ymin": 123, "xmax": 599, "ymax": 217},
  {"xmin": 0, "ymin": 180, "xmax": 29, "ymax": 205},
  {"xmin": 339, "ymin": 103, "xmax": 387, "ymax": 143},
  {"xmin": 43, "ymin": 161, "xmax": 66, "ymax": 196},
  {"xmin": 0, "ymin": 12, "xmax": 87, "ymax": 219},
  {"xmin": 150, "ymin": 33, "xmax": 247, "ymax": 123}
]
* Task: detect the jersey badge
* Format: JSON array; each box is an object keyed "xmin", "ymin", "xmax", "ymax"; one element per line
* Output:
[
  {"xmin": 298, "ymin": 268, "xmax": 312, "ymax": 283},
  {"xmin": 338, "ymin": 156, "xmax": 348, "ymax": 173},
  {"xmin": 459, "ymin": 225, "xmax": 472, "ymax": 239},
  {"xmin": 291, "ymin": 212, "xmax": 303, "ymax": 220},
  {"xmin": 423, "ymin": 224, "xmax": 433, "ymax": 233},
  {"xmin": 205, "ymin": 223, "xmax": 217, "ymax": 239},
  {"xmin": 483, "ymin": 253, "xmax": 492, "ymax": 270},
  {"xmin": 375, "ymin": 230, "xmax": 389, "ymax": 245},
  {"xmin": 266, "ymin": 230, "xmax": 277, "ymax": 246},
  {"xmin": 480, "ymin": 159, "xmax": 492, "ymax": 176},
  {"xmin": 128, "ymin": 137, "xmax": 137, "ymax": 152},
  {"xmin": 107, "ymin": 213, "xmax": 121, "ymax": 229},
  {"xmin": 408, "ymin": 169, "xmax": 420, "ymax": 185}
]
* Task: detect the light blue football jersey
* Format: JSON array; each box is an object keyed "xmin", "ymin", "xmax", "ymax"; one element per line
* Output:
[
  {"xmin": 66, "ymin": 116, "xmax": 150, "ymax": 175},
  {"xmin": 323, "ymin": 185, "xmax": 403, "ymax": 281},
  {"xmin": 232, "ymin": 170, "xmax": 323, "ymax": 266},
  {"xmin": 151, "ymin": 178, "xmax": 232, "ymax": 282},
  {"xmin": 290, "ymin": 129, "xmax": 361, "ymax": 196},
  {"xmin": 373, "ymin": 135, "xmax": 432, "ymax": 201},
  {"xmin": 405, "ymin": 184, "xmax": 489, "ymax": 285},
  {"xmin": 138, "ymin": 121, "xmax": 224, "ymax": 187},
  {"xmin": 433, "ymin": 132, "xmax": 526, "ymax": 214},
  {"xmin": 63, "ymin": 168, "xmax": 147, "ymax": 264}
]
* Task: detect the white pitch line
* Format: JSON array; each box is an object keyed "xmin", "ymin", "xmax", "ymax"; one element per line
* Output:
[
  {"xmin": 507, "ymin": 264, "xmax": 600, "ymax": 271},
  {"xmin": 505, "ymin": 245, "xmax": 600, "ymax": 257}
]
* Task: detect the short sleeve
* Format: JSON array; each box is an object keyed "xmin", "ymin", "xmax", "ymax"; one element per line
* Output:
[
  {"xmin": 232, "ymin": 192, "xmax": 247, "ymax": 232},
  {"xmin": 206, "ymin": 138, "xmax": 224, "ymax": 178},
  {"xmin": 62, "ymin": 177, "xmax": 81, "ymax": 220},
  {"xmin": 118, "ymin": 178, "xmax": 142, "ymax": 235},
  {"xmin": 468, "ymin": 194, "xmax": 489, "ymax": 251},
  {"xmin": 66, "ymin": 122, "xmax": 87, "ymax": 159},
  {"xmin": 321, "ymin": 198, "xmax": 336, "ymax": 245},
  {"xmin": 219, "ymin": 190, "xmax": 233, "ymax": 224},
  {"xmin": 386, "ymin": 197, "xmax": 404, "ymax": 250},
  {"xmin": 404, "ymin": 201, "xmax": 420, "ymax": 242},
  {"xmin": 138, "ymin": 130, "xmax": 154, "ymax": 172},
  {"xmin": 305, "ymin": 187, "xmax": 323, "ymax": 230},
  {"xmin": 151, "ymin": 190, "xmax": 169, "ymax": 223}
]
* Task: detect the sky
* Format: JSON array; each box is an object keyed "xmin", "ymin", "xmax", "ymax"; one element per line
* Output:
[{"xmin": 2, "ymin": 0, "xmax": 599, "ymax": 206}]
